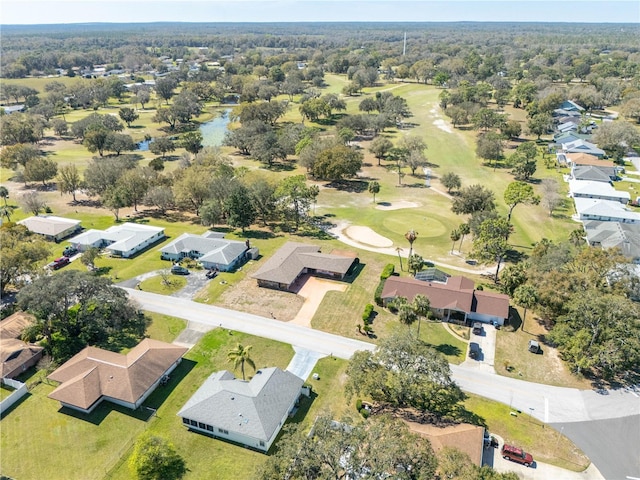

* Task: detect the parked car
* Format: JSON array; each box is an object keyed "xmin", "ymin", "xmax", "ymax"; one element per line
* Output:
[
  {"xmin": 170, "ymin": 265, "xmax": 189, "ymax": 275},
  {"xmin": 468, "ymin": 342, "xmax": 480, "ymax": 359},
  {"xmin": 63, "ymin": 246, "xmax": 78, "ymax": 257},
  {"xmin": 472, "ymin": 322, "xmax": 483, "ymax": 335},
  {"xmin": 52, "ymin": 257, "xmax": 70, "ymax": 270},
  {"xmin": 528, "ymin": 340, "xmax": 541, "ymax": 354},
  {"xmin": 501, "ymin": 444, "xmax": 534, "ymax": 467},
  {"xmin": 205, "ymin": 269, "xmax": 218, "ymax": 279}
]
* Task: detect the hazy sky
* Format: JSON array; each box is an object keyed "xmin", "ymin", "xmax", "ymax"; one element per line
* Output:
[{"xmin": 2, "ymin": 0, "xmax": 639, "ymax": 24}]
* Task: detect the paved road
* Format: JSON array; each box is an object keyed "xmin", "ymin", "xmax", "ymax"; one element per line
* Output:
[
  {"xmin": 124, "ymin": 289, "xmax": 640, "ymax": 479},
  {"xmin": 124, "ymin": 288, "xmax": 375, "ymax": 359}
]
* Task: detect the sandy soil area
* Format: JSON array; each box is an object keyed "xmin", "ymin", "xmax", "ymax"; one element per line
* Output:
[
  {"xmin": 375, "ymin": 200, "xmax": 419, "ymax": 211},
  {"xmin": 289, "ymin": 276, "xmax": 348, "ymax": 327},
  {"xmin": 344, "ymin": 225, "xmax": 393, "ymax": 247}
]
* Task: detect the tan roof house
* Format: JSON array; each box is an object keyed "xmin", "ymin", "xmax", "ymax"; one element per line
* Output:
[
  {"xmin": 18, "ymin": 215, "xmax": 81, "ymax": 242},
  {"xmin": 0, "ymin": 311, "xmax": 44, "ymax": 379},
  {"xmin": 252, "ymin": 242, "xmax": 358, "ymax": 290},
  {"xmin": 47, "ymin": 339, "xmax": 187, "ymax": 414},
  {"xmin": 381, "ymin": 275, "xmax": 510, "ymax": 325}
]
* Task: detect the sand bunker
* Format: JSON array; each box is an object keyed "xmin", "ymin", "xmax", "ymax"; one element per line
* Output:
[
  {"xmin": 375, "ymin": 200, "xmax": 419, "ymax": 211},
  {"xmin": 433, "ymin": 119, "xmax": 453, "ymax": 133},
  {"xmin": 345, "ymin": 226, "xmax": 393, "ymax": 248}
]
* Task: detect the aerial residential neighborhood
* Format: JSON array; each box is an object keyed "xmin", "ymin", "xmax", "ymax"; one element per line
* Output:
[{"xmin": 1, "ymin": 3, "xmax": 639, "ymax": 480}]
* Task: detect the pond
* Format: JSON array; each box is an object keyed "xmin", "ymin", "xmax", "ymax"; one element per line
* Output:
[
  {"xmin": 200, "ymin": 108, "xmax": 232, "ymax": 147},
  {"xmin": 135, "ymin": 108, "xmax": 232, "ymax": 151}
]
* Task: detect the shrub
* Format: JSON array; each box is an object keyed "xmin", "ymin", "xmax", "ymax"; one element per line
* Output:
[
  {"xmin": 380, "ymin": 263, "xmax": 395, "ymax": 280},
  {"xmin": 355, "ymin": 399, "xmax": 363, "ymax": 411},
  {"xmin": 360, "ymin": 408, "xmax": 370, "ymax": 419},
  {"xmin": 374, "ymin": 278, "xmax": 387, "ymax": 306},
  {"xmin": 362, "ymin": 303, "xmax": 374, "ymax": 322}
]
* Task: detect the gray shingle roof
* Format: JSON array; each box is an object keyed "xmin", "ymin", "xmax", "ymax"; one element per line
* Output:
[
  {"xmin": 177, "ymin": 367, "xmax": 303, "ymax": 443},
  {"xmin": 18, "ymin": 216, "xmax": 80, "ymax": 236},
  {"xmin": 159, "ymin": 233, "xmax": 247, "ymax": 265},
  {"xmin": 251, "ymin": 242, "xmax": 356, "ymax": 285}
]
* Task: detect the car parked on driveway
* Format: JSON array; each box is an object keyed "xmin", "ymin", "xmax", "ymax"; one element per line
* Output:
[
  {"xmin": 468, "ymin": 342, "xmax": 480, "ymax": 359},
  {"xmin": 472, "ymin": 322, "xmax": 483, "ymax": 335},
  {"xmin": 63, "ymin": 246, "xmax": 78, "ymax": 257},
  {"xmin": 52, "ymin": 257, "xmax": 70, "ymax": 270},
  {"xmin": 501, "ymin": 444, "xmax": 534, "ymax": 467},
  {"xmin": 170, "ymin": 265, "xmax": 189, "ymax": 275}
]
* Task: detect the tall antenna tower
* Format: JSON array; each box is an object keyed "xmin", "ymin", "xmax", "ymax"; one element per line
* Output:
[{"xmin": 403, "ymin": 32, "xmax": 407, "ymax": 56}]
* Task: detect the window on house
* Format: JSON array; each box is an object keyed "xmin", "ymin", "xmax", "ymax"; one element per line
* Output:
[
  {"xmin": 182, "ymin": 418, "xmax": 190, "ymax": 424},
  {"xmin": 206, "ymin": 425, "xmax": 213, "ymax": 432},
  {"xmin": 259, "ymin": 441, "xmax": 265, "ymax": 447},
  {"xmin": 218, "ymin": 428, "xmax": 229, "ymax": 434},
  {"xmin": 190, "ymin": 419, "xmax": 197, "ymax": 426},
  {"xmin": 198, "ymin": 422, "xmax": 207, "ymax": 429}
]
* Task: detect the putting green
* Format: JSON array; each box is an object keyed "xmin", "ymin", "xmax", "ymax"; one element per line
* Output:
[{"xmin": 381, "ymin": 211, "xmax": 448, "ymax": 239}]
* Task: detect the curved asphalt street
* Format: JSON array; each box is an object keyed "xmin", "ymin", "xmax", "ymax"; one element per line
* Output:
[{"xmin": 124, "ymin": 288, "xmax": 640, "ymax": 479}]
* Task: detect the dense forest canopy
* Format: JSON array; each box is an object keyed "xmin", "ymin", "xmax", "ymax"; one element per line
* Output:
[{"xmin": 1, "ymin": 22, "xmax": 639, "ymax": 78}]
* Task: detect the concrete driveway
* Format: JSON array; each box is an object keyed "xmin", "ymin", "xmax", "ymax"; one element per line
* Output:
[
  {"xmin": 286, "ymin": 347, "xmax": 326, "ymax": 380},
  {"xmin": 462, "ymin": 322, "xmax": 497, "ymax": 373},
  {"xmin": 484, "ymin": 437, "xmax": 605, "ymax": 480},
  {"xmin": 290, "ymin": 276, "xmax": 348, "ymax": 327}
]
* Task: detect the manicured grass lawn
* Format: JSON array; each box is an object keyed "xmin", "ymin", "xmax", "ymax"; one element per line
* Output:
[
  {"xmin": 145, "ymin": 312, "xmax": 187, "ymax": 343},
  {"xmin": 494, "ymin": 307, "xmax": 591, "ymax": 390},
  {"xmin": 139, "ymin": 274, "xmax": 187, "ymax": 295},
  {"xmin": 106, "ymin": 329, "xmax": 295, "ymax": 480},
  {"xmin": 464, "ymin": 394, "xmax": 590, "ymax": 472},
  {"xmin": 418, "ymin": 321, "xmax": 467, "ymax": 365},
  {"xmin": 1, "ymin": 329, "xmax": 295, "ymax": 480},
  {"xmin": 0, "ymin": 383, "xmax": 15, "ymax": 400}
]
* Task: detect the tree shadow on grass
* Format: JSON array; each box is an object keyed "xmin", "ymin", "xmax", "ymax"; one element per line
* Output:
[
  {"xmin": 431, "ymin": 344, "xmax": 462, "ymax": 357},
  {"xmin": 324, "ymin": 179, "xmax": 369, "ymax": 193},
  {"xmin": 243, "ymin": 230, "xmax": 278, "ymax": 240}
]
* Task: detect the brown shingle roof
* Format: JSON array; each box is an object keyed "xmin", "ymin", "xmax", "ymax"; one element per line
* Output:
[
  {"xmin": 381, "ymin": 275, "xmax": 510, "ymax": 319},
  {"xmin": 252, "ymin": 242, "xmax": 356, "ymax": 286},
  {"xmin": 47, "ymin": 339, "xmax": 187, "ymax": 410},
  {"xmin": 381, "ymin": 276, "xmax": 474, "ymax": 312},
  {"xmin": 1, "ymin": 338, "xmax": 44, "ymax": 378},
  {"xmin": 567, "ymin": 153, "xmax": 613, "ymax": 167},
  {"xmin": 0, "ymin": 311, "xmax": 36, "ymax": 340},
  {"xmin": 473, "ymin": 290, "xmax": 510, "ymax": 319}
]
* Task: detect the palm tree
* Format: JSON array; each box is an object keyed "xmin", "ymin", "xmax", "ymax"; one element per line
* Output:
[
  {"xmin": 405, "ymin": 229, "xmax": 418, "ymax": 259},
  {"xmin": 450, "ymin": 229, "xmax": 461, "ymax": 254},
  {"xmin": 368, "ymin": 181, "xmax": 380, "ymax": 203},
  {"xmin": 395, "ymin": 246, "xmax": 404, "ymax": 271},
  {"xmin": 408, "ymin": 253, "xmax": 424, "ymax": 276},
  {"xmin": 0, "ymin": 186, "xmax": 8, "ymax": 206},
  {"xmin": 227, "ymin": 343, "xmax": 256, "ymax": 381},
  {"xmin": 412, "ymin": 294, "xmax": 431, "ymax": 337},
  {"xmin": 569, "ymin": 228, "xmax": 585, "ymax": 247},
  {"xmin": 513, "ymin": 285, "xmax": 538, "ymax": 331},
  {"xmin": 0, "ymin": 205, "xmax": 12, "ymax": 222},
  {"xmin": 458, "ymin": 223, "xmax": 470, "ymax": 252}
]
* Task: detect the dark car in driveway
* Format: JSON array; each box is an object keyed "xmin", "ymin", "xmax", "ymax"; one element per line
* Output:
[
  {"xmin": 469, "ymin": 342, "xmax": 480, "ymax": 359},
  {"xmin": 170, "ymin": 265, "xmax": 189, "ymax": 275},
  {"xmin": 52, "ymin": 257, "xmax": 70, "ymax": 270},
  {"xmin": 63, "ymin": 246, "xmax": 78, "ymax": 257}
]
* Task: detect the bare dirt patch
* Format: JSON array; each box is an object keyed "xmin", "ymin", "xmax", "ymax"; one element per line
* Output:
[
  {"xmin": 344, "ymin": 225, "xmax": 393, "ymax": 247},
  {"xmin": 433, "ymin": 119, "xmax": 453, "ymax": 133},
  {"xmin": 216, "ymin": 270, "xmax": 304, "ymax": 321}
]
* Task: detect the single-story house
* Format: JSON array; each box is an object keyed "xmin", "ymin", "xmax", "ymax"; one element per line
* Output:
[
  {"xmin": 159, "ymin": 232, "xmax": 250, "ymax": 271},
  {"xmin": 381, "ymin": 275, "xmax": 510, "ymax": 325},
  {"xmin": 552, "ymin": 131, "xmax": 591, "ymax": 145},
  {"xmin": 406, "ymin": 422, "xmax": 485, "ymax": 467},
  {"xmin": 0, "ymin": 312, "xmax": 44, "ymax": 379},
  {"xmin": 1, "ymin": 104, "xmax": 25, "ymax": 114},
  {"xmin": 556, "ymin": 121, "xmax": 578, "ymax": 133},
  {"xmin": 558, "ymin": 100, "xmax": 585, "ymax": 113},
  {"xmin": 571, "ymin": 165, "xmax": 617, "ymax": 183},
  {"xmin": 47, "ymin": 339, "xmax": 187, "ymax": 414},
  {"xmin": 177, "ymin": 367, "xmax": 305, "ymax": 452},
  {"xmin": 68, "ymin": 223, "xmax": 165, "ymax": 258},
  {"xmin": 569, "ymin": 180, "xmax": 630, "ymax": 204},
  {"xmin": 566, "ymin": 153, "xmax": 613, "ymax": 168},
  {"xmin": 573, "ymin": 198, "xmax": 640, "ymax": 224},
  {"xmin": 252, "ymin": 242, "xmax": 358, "ymax": 291},
  {"xmin": 584, "ymin": 220, "xmax": 640, "ymax": 263},
  {"xmin": 18, "ymin": 215, "xmax": 81, "ymax": 242},
  {"xmin": 562, "ymin": 139, "xmax": 605, "ymax": 158}
]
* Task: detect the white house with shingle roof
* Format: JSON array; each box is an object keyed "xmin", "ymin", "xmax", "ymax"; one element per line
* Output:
[
  {"xmin": 584, "ymin": 221, "xmax": 640, "ymax": 263},
  {"xmin": 18, "ymin": 215, "xmax": 81, "ymax": 242},
  {"xmin": 159, "ymin": 232, "xmax": 249, "ymax": 271},
  {"xmin": 252, "ymin": 242, "xmax": 358, "ymax": 290},
  {"xmin": 177, "ymin": 367, "xmax": 305, "ymax": 452},
  {"xmin": 573, "ymin": 198, "xmax": 640, "ymax": 224},
  {"xmin": 569, "ymin": 180, "xmax": 630, "ymax": 204},
  {"xmin": 68, "ymin": 223, "xmax": 164, "ymax": 258}
]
